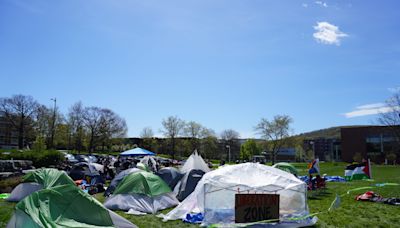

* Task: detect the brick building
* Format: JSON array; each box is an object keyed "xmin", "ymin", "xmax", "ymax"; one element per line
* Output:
[{"xmin": 341, "ymin": 126, "xmax": 400, "ymax": 163}]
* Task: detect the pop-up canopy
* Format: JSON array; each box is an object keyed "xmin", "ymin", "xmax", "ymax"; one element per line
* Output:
[{"xmin": 120, "ymin": 148, "xmax": 155, "ymax": 156}]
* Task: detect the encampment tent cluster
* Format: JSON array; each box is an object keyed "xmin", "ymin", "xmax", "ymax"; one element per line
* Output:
[
  {"xmin": 4, "ymin": 151, "xmax": 323, "ymax": 227},
  {"xmin": 6, "ymin": 168, "xmax": 137, "ymax": 228}
]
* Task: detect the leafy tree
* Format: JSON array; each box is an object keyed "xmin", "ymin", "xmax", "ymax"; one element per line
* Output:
[
  {"xmin": 240, "ymin": 139, "xmax": 261, "ymax": 161},
  {"xmin": 0, "ymin": 95, "xmax": 39, "ymax": 149},
  {"xmin": 254, "ymin": 115, "xmax": 293, "ymax": 165},
  {"xmin": 161, "ymin": 116, "xmax": 185, "ymax": 159}
]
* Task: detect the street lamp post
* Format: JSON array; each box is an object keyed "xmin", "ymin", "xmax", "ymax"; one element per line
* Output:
[{"xmin": 226, "ymin": 145, "xmax": 231, "ymax": 163}]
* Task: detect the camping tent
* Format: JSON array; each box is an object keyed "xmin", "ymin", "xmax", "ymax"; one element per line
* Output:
[
  {"xmin": 139, "ymin": 156, "xmax": 158, "ymax": 172},
  {"xmin": 104, "ymin": 168, "xmax": 143, "ymax": 197},
  {"xmin": 156, "ymin": 167, "xmax": 183, "ymax": 190},
  {"xmin": 7, "ymin": 168, "xmax": 75, "ymax": 202},
  {"xmin": 68, "ymin": 162, "xmax": 104, "ymax": 185},
  {"xmin": 272, "ymin": 162, "xmax": 298, "ymax": 175},
  {"xmin": 104, "ymin": 172, "xmax": 179, "ymax": 214},
  {"xmin": 180, "ymin": 150, "xmax": 210, "ymax": 174},
  {"xmin": 7, "ymin": 184, "xmax": 137, "ymax": 228},
  {"xmin": 163, "ymin": 163, "xmax": 314, "ymax": 227},
  {"xmin": 176, "ymin": 169, "xmax": 205, "ymax": 201},
  {"xmin": 174, "ymin": 151, "xmax": 210, "ymax": 201},
  {"xmin": 120, "ymin": 148, "xmax": 155, "ymax": 156}
]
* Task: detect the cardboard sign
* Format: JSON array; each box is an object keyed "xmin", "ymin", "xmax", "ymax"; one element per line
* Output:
[{"xmin": 235, "ymin": 194, "xmax": 279, "ymax": 223}]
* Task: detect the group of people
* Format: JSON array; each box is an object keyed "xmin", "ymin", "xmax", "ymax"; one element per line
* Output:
[{"xmin": 307, "ymin": 174, "xmax": 326, "ymax": 190}]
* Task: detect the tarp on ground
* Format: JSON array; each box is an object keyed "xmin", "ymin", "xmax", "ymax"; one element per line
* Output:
[
  {"xmin": 7, "ymin": 184, "xmax": 137, "ymax": 228},
  {"xmin": 272, "ymin": 162, "xmax": 299, "ymax": 175},
  {"xmin": 7, "ymin": 168, "xmax": 75, "ymax": 202},
  {"xmin": 120, "ymin": 148, "xmax": 155, "ymax": 156},
  {"xmin": 104, "ymin": 172, "xmax": 179, "ymax": 214},
  {"xmin": 163, "ymin": 163, "xmax": 310, "ymax": 226}
]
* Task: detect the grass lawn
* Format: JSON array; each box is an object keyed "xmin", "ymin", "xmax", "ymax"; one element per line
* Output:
[{"xmin": 1, "ymin": 162, "xmax": 400, "ymax": 227}]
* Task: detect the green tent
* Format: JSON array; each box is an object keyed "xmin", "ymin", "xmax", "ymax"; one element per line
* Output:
[
  {"xmin": 7, "ymin": 184, "xmax": 137, "ymax": 228},
  {"xmin": 104, "ymin": 172, "xmax": 179, "ymax": 214},
  {"xmin": 114, "ymin": 171, "xmax": 171, "ymax": 197},
  {"xmin": 272, "ymin": 162, "xmax": 299, "ymax": 175},
  {"xmin": 7, "ymin": 168, "xmax": 76, "ymax": 202},
  {"xmin": 23, "ymin": 168, "xmax": 75, "ymax": 188}
]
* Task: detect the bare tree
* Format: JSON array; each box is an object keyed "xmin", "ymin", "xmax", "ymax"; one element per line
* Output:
[
  {"xmin": 0, "ymin": 95, "xmax": 39, "ymax": 149},
  {"xmin": 379, "ymin": 92, "xmax": 400, "ymax": 150},
  {"xmin": 255, "ymin": 115, "xmax": 293, "ymax": 165},
  {"xmin": 67, "ymin": 102, "xmax": 85, "ymax": 152},
  {"xmin": 98, "ymin": 108, "xmax": 127, "ymax": 151},
  {"xmin": 184, "ymin": 121, "xmax": 203, "ymax": 152},
  {"xmin": 220, "ymin": 129, "xmax": 240, "ymax": 141},
  {"xmin": 140, "ymin": 127, "xmax": 154, "ymax": 138},
  {"xmin": 35, "ymin": 104, "xmax": 64, "ymax": 149},
  {"xmin": 220, "ymin": 129, "xmax": 240, "ymax": 161},
  {"xmin": 83, "ymin": 107, "xmax": 103, "ymax": 153},
  {"xmin": 161, "ymin": 116, "xmax": 185, "ymax": 159}
]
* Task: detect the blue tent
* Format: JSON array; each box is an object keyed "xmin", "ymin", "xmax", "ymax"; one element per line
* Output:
[{"xmin": 120, "ymin": 148, "xmax": 155, "ymax": 156}]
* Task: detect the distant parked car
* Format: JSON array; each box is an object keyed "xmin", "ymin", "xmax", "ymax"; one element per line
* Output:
[{"xmin": 75, "ymin": 155, "xmax": 90, "ymax": 163}]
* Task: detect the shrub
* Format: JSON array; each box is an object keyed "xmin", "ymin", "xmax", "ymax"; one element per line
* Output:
[{"xmin": 0, "ymin": 150, "xmax": 65, "ymax": 168}]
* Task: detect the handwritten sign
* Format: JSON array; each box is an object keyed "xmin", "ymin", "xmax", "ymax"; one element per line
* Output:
[{"xmin": 235, "ymin": 194, "xmax": 279, "ymax": 223}]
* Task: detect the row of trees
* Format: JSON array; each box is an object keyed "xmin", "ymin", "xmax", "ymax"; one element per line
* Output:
[{"xmin": 0, "ymin": 95, "xmax": 127, "ymax": 152}]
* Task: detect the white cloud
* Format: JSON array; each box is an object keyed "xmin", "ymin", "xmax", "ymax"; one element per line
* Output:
[
  {"xmin": 302, "ymin": 3, "xmax": 308, "ymax": 8},
  {"xmin": 344, "ymin": 103, "xmax": 396, "ymax": 118},
  {"xmin": 388, "ymin": 87, "xmax": 400, "ymax": 93},
  {"xmin": 313, "ymin": 21, "xmax": 348, "ymax": 45},
  {"xmin": 315, "ymin": 1, "xmax": 328, "ymax": 8}
]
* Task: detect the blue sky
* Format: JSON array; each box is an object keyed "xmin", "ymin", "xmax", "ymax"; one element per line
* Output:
[{"xmin": 1, "ymin": 0, "xmax": 399, "ymax": 138}]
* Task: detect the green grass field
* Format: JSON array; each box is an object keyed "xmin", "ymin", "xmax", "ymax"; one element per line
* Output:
[{"xmin": 1, "ymin": 163, "xmax": 400, "ymax": 227}]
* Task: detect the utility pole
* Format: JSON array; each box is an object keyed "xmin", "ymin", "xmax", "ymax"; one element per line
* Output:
[
  {"xmin": 50, "ymin": 98, "xmax": 57, "ymax": 149},
  {"xmin": 226, "ymin": 145, "xmax": 231, "ymax": 163}
]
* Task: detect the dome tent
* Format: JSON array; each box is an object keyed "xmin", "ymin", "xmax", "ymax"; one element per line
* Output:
[
  {"xmin": 104, "ymin": 171, "xmax": 179, "ymax": 214},
  {"xmin": 104, "ymin": 168, "xmax": 143, "ymax": 197},
  {"xmin": 7, "ymin": 184, "xmax": 137, "ymax": 228},
  {"xmin": 7, "ymin": 168, "xmax": 75, "ymax": 202},
  {"xmin": 156, "ymin": 167, "xmax": 183, "ymax": 190},
  {"xmin": 163, "ymin": 163, "xmax": 315, "ymax": 227},
  {"xmin": 272, "ymin": 162, "xmax": 299, "ymax": 175}
]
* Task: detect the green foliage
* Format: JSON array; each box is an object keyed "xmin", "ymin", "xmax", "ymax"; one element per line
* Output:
[
  {"xmin": 240, "ymin": 139, "xmax": 261, "ymax": 161},
  {"xmin": 0, "ymin": 150, "xmax": 64, "ymax": 168},
  {"xmin": 32, "ymin": 136, "xmax": 47, "ymax": 152}
]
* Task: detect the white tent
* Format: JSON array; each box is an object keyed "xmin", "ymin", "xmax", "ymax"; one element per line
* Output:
[
  {"xmin": 163, "ymin": 163, "xmax": 314, "ymax": 227},
  {"xmin": 180, "ymin": 150, "xmax": 210, "ymax": 174},
  {"xmin": 140, "ymin": 156, "xmax": 158, "ymax": 172}
]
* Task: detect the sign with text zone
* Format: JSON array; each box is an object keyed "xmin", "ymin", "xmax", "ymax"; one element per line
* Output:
[{"xmin": 235, "ymin": 194, "xmax": 279, "ymax": 223}]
